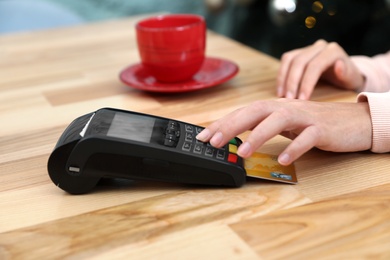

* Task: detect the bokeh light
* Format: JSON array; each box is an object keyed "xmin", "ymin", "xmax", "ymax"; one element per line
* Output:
[
  {"xmin": 305, "ymin": 16, "xmax": 316, "ymax": 28},
  {"xmin": 312, "ymin": 1, "xmax": 323, "ymax": 13},
  {"xmin": 272, "ymin": 0, "xmax": 297, "ymax": 13}
]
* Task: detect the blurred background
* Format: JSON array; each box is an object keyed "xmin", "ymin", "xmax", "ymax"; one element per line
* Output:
[{"xmin": 1, "ymin": 0, "xmax": 389, "ymax": 58}]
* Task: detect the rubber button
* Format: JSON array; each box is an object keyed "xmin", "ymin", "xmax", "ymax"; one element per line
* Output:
[
  {"xmin": 229, "ymin": 144, "xmax": 237, "ymax": 154},
  {"xmin": 229, "ymin": 138, "xmax": 237, "ymax": 145},
  {"xmin": 228, "ymin": 154, "xmax": 238, "ymax": 163}
]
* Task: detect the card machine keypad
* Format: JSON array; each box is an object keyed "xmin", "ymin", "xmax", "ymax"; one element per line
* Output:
[
  {"xmin": 164, "ymin": 121, "xmax": 181, "ymax": 147},
  {"xmin": 163, "ymin": 121, "xmax": 241, "ymax": 165}
]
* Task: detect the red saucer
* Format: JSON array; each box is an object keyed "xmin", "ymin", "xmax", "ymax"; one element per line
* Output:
[{"xmin": 119, "ymin": 57, "xmax": 239, "ymax": 93}]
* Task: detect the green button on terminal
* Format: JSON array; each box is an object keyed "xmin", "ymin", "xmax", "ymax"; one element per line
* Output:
[{"xmin": 229, "ymin": 138, "xmax": 237, "ymax": 145}]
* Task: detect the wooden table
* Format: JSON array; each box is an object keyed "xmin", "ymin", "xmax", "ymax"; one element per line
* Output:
[{"xmin": 1, "ymin": 16, "xmax": 390, "ymax": 259}]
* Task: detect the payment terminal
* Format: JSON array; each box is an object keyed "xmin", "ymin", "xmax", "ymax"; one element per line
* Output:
[{"xmin": 47, "ymin": 108, "xmax": 246, "ymax": 194}]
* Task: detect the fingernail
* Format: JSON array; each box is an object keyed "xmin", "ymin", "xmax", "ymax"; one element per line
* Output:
[
  {"xmin": 238, "ymin": 142, "xmax": 251, "ymax": 157},
  {"xmin": 196, "ymin": 129, "xmax": 210, "ymax": 141},
  {"xmin": 210, "ymin": 132, "xmax": 223, "ymax": 147},
  {"xmin": 298, "ymin": 92, "xmax": 306, "ymax": 100},
  {"xmin": 286, "ymin": 91, "xmax": 295, "ymax": 99},
  {"xmin": 278, "ymin": 153, "xmax": 290, "ymax": 165}
]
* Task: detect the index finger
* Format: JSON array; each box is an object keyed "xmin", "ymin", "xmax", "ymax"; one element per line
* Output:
[
  {"xmin": 196, "ymin": 101, "xmax": 274, "ymax": 147},
  {"xmin": 277, "ymin": 49, "xmax": 301, "ymax": 97}
]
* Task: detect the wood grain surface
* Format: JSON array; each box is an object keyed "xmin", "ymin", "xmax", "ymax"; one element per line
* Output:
[{"xmin": 1, "ymin": 15, "xmax": 389, "ymax": 259}]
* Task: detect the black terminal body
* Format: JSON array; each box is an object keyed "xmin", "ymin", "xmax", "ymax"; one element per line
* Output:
[{"xmin": 47, "ymin": 108, "xmax": 246, "ymax": 194}]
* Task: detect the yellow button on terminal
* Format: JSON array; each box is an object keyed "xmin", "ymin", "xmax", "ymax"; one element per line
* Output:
[{"xmin": 229, "ymin": 144, "xmax": 237, "ymax": 154}]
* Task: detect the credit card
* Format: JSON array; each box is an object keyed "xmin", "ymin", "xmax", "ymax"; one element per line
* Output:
[{"xmin": 244, "ymin": 152, "xmax": 297, "ymax": 184}]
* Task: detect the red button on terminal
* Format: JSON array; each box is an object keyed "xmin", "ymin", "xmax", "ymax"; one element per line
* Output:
[{"xmin": 227, "ymin": 153, "xmax": 238, "ymax": 163}]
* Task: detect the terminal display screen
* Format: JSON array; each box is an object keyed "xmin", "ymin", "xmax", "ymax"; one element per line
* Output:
[{"xmin": 107, "ymin": 112, "xmax": 155, "ymax": 143}]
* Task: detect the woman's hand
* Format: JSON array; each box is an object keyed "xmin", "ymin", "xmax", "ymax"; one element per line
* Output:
[
  {"xmin": 196, "ymin": 99, "xmax": 372, "ymax": 165},
  {"xmin": 277, "ymin": 40, "xmax": 365, "ymax": 100}
]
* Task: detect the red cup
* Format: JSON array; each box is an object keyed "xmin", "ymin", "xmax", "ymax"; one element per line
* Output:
[{"xmin": 136, "ymin": 14, "xmax": 206, "ymax": 82}]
